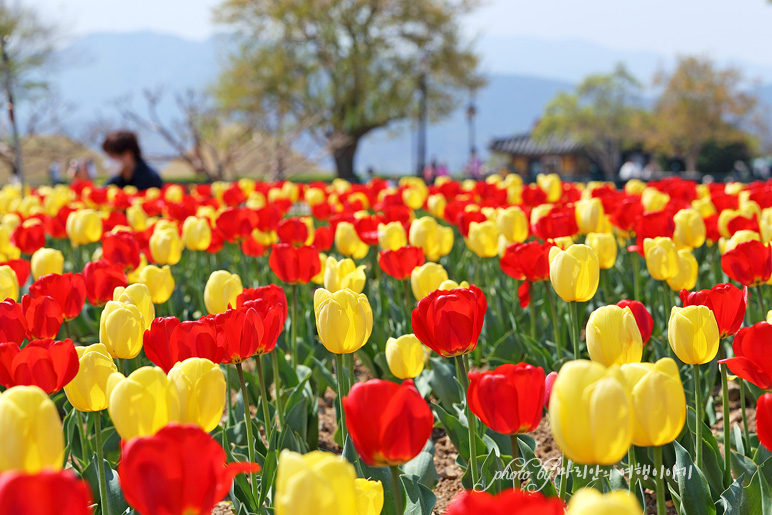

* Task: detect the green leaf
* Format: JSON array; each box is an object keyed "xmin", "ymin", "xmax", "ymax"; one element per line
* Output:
[
  {"xmin": 732, "ymin": 451, "xmax": 758, "ymax": 487},
  {"xmin": 82, "ymin": 456, "xmax": 128, "ymax": 515},
  {"xmin": 401, "ymin": 473, "xmax": 437, "ymax": 515},
  {"xmin": 687, "ymin": 405, "xmax": 725, "ymax": 498},
  {"xmin": 517, "ymin": 438, "xmax": 558, "ymax": 497},
  {"xmin": 672, "ymin": 440, "xmax": 716, "ymax": 515},
  {"xmin": 431, "ymin": 402, "xmax": 486, "ymax": 465},
  {"xmin": 426, "ymin": 357, "xmax": 462, "ymax": 407},
  {"xmin": 403, "ymin": 441, "xmax": 437, "ymax": 488}
]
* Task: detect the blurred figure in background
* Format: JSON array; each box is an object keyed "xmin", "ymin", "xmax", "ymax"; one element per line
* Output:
[
  {"xmin": 423, "ymin": 159, "xmax": 437, "ymax": 184},
  {"xmin": 102, "ymin": 130, "xmax": 162, "ymax": 190}
]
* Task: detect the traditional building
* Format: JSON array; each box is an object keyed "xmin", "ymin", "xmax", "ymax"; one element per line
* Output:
[{"xmin": 489, "ymin": 132, "xmax": 593, "ymax": 179}]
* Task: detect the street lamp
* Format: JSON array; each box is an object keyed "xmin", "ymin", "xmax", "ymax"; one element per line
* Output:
[
  {"xmin": 415, "ymin": 52, "xmax": 428, "ymax": 177},
  {"xmin": 466, "ymin": 89, "xmax": 477, "ymax": 166}
]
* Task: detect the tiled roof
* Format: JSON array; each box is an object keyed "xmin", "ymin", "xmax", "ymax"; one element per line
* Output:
[{"xmin": 489, "ymin": 132, "xmax": 584, "ymax": 156}]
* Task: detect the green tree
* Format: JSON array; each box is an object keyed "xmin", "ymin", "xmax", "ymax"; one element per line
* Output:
[
  {"xmin": 648, "ymin": 56, "xmax": 761, "ymax": 172},
  {"xmin": 214, "ymin": 0, "xmax": 483, "ymax": 180}
]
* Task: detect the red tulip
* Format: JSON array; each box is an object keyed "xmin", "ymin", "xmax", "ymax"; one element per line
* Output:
[
  {"xmin": 222, "ymin": 183, "xmax": 247, "ymax": 206},
  {"xmin": 119, "ymin": 424, "xmax": 260, "ymax": 515},
  {"xmin": 679, "ymin": 283, "xmax": 747, "ymax": 338},
  {"xmin": 343, "ymin": 379, "xmax": 433, "ymax": 467},
  {"xmin": 634, "ymin": 210, "xmax": 675, "ymax": 250},
  {"xmin": 216, "ymin": 207, "xmax": 258, "ymax": 243},
  {"xmin": 102, "ymin": 230, "xmax": 141, "ymax": 271},
  {"xmin": 467, "ymin": 363, "xmax": 545, "ymax": 435},
  {"xmin": 446, "ymin": 488, "xmax": 564, "ymax": 515},
  {"xmin": 412, "ymin": 285, "xmax": 487, "ymax": 357},
  {"xmin": 28, "ymin": 272, "xmax": 87, "ymax": 321},
  {"xmin": 0, "ymin": 298, "xmax": 27, "ymax": 345},
  {"xmin": 143, "ymin": 317, "xmax": 225, "ymax": 373},
  {"xmin": 718, "ymin": 321, "xmax": 772, "ymax": 390},
  {"xmin": 721, "ymin": 240, "xmax": 772, "ymax": 287},
  {"xmin": 378, "ymin": 246, "xmax": 426, "ymax": 280},
  {"xmin": 12, "ymin": 220, "xmax": 46, "ymax": 254},
  {"xmin": 268, "ymin": 243, "xmax": 321, "ymax": 284},
  {"xmin": 0, "ymin": 470, "xmax": 93, "ymax": 515},
  {"xmin": 757, "ymin": 393, "xmax": 772, "ymax": 452},
  {"xmin": 256, "ymin": 204, "xmax": 283, "ymax": 232},
  {"xmin": 311, "ymin": 225, "xmax": 333, "ymax": 251},
  {"xmin": 544, "ymin": 371, "xmax": 558, "ymax": 410},
  {"xmin": 0, "ymin": 338, "xmax": 78, "ymax": 393},
  {"xmin": 240, "ymin": 233, "xmax": 267, "ymax": 257},
  {"xmin": 616, "ymin": 299, "xmax": 654, "ymax": 344},
  {"xmin": 236, "ymin": 284, "xmax": 288, "ymax": 321},
  {"xmin": 531, "ymin": 206, "xmax": 578, "ymax": 241},
  {"xmin": 726, "ymin": 214, "xmax": 760, "ymax": 236},
  {"xmin": 21, "ymin": 294, "xmax": 63, "ymax": 340},
  {"xmin": 277, "ymin": 218, "xmax": 309, "ymax": 245},
  {"xmin": 500, "ymin": 241, "xmax": 553, "ymax": 308},
  {"xmin": 83, "ymin": 260, "xmax": 128, "ymax": 306},
  {"xmin": 353, "ymin": 215, "xmax": 383, "ymax": 245},
  {"xmin": 457, "ymin": 210, "xmax": 487, "ymax": 238},
  {"xmin": 213, "ymin": 300, "xmax": 284, "ymax": 364},
  {"xmin": 0, "ymin": 258, "xmax": 30, "ymax": 286}
]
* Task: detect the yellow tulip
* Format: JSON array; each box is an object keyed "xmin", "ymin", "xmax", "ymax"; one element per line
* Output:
[
  {"xmin": 402, "ymin": 187, "xmax": 427, "ymax": 210},
  {"xmin": 385, "ymin": 334, "xmax": 425, "ymax": 379},
  {"xmin": 549, "ymin": 360, "xmax": 632, "ymax": 465},
  {"xmin": 673, "ymin": 209, "xmax": 706, "ymax": 249},
  {"xmin": 575, "ymin": 198, "xmax": 604, "ymax": 234},
  {"xmin": 312, "ymin": 252, "xmax": 327, "ymax": 285},
  {"xmin": 548, "ymin": 244, "xmax": 599, "ymax": 302},
  {"xmin": 313, "ymin": 288, "xmax": 373, "ymax": 354},
  {"xmin": 335, "ymin": 221, "xmax": 369, "ymax": 259},
  {"xmin": 107, "ymin": 366, "xmax": 181, "ymax": 440},
  {"xmin": 427, "ymin": 194, "xmax": 446, "ymax": 218},
  {"xmin": 354, "ymin": 478, "xmax": 384, "ymax": 515},
  {"xmin": 691, "ymin": 196, "xmax": 716, "ymax": 218},
  {"xmin": 410, "ymin": 262, "xmax": 449, "ymax": 300},
  {"xmin": 324, "ymin": 256, "xmax": 366, "ymax": 293},
  {"xmin": 585, "ymin": 232, "xmax": 617, "ymax": 270},
  {"xmin": 0, "ymin": 386, "xmax": 64, "ymax": 473},
  {"xmin": 668, "ymin": 306, "xmax": 719, "ymax": 365},
  {"xmin": 586, "ymin": 305, "xmax": 642, "ymax": 367},
  {"xmin": 537, "ymin": 173, "xmax": 562, "ymax": 202},
  {"xmin": 377, "ymin": 221, "xmax": 407, "ymax": 251},
  {"xmin": 181, "ymin": 216, "xmax": 212, "ymax": 251},
  {"xmin": 64, "ymin": 344, "xmax": 119, "ymax": 412},
  {"xmin": 496, "ymin": 206, "xmax": 528, "ymax": 243},
  {"xmin": 113, "ymin": 283, "xmax": 155, "ymax": 331},
  {"xmin": 409, "ymin": 216, "xmax": 454, "ymax": 261},
  {"xmin": 566, "ymin": 488, "xmax": 642, "ymax": 515},
  {"xmin": 167, "ymin": 358, "xmax": 226, "ymax": 433},
  {"xmin": 643, "ymin": 237, "xmax": 679, "ymax": 281},
  {"xmin": 465, "ymin": 220, "xmax": 499, "ymax": 258},
  {"xmin": 30, "ymin": 248, "xmax": 64, "ymax": 280},
  {"xmin": 127, "ymin": 204, "xmax": 148, "ymax": 231},
  {"xmin": 0, "ymin": 264, "xmax": 19, "ymax": 301},
  {"xmin": 641, "ymin": 187, "xmax": 670, "ymax": 212},
  {"xmin": 666, "ymin": 249, "xmax": 698, "ymax": 291},
  {"xmin": 720, "ymin": 229, "xmax": 760, "ymax": 254},
  {"xmin": 149, "ymin": 225, "xmax": 183, "ymax": 265},
  {"xmin": 100, "ymin": 300, "xmax": 145, "ymax": 359},
  {"xmin": 621, "ymin": 358, "xmax": 686, "ymax": 447},
  {"xmin": 204, "ymin": 270, "xmax": 243, "ymax": 314},
  {"xmin": 438, "ymin": 279, "xmax": 470, "ymax": 291},
  {"xmin": 138, "ymin": 264, "xmax": 175, "ymax": 304},
  {"xmin": 66, "ymin": 208, "xmax": 103, "ymax": 245},
  {"xmin": 275, "ymin": 450, "xmax": 357, "ymax": 515}
]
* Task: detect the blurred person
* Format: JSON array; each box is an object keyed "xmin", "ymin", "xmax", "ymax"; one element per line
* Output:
[
  {"xmin": 437, "ymin": 162, "xmax": 449, "ymax": 177},
  {"xmin": 466, "ymin": 148, "xmax": 482, "ymax": 180},
  {"xmin": 68, "ymin": 158, "xmax": 91, "ymax": 182},
  {"xmin": 423, "ymin": 159, "xmax": 437, "ymax": 184},
  {"xmin": 48, "ymin": 161, "xmax": 62, "ymax": 184},
  {"xmin": 102, "ymin": 130, "xmax": 162, "ymax": 190}
]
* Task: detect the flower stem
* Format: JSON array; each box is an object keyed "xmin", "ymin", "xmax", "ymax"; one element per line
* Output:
[
  {"xmin": 569, "ymin": 301, "xmax": 580, "ymax": 360},
  {"xmin": 694, "ymin": 364, "xmax": 703, "ymax": 469},
  {"xmin": 75, "ymin": 409, "xmax": 88, "ymax": 459},
  {"xmin": 720, "ymin": 356, "xmax": 731, "ymax": 488},
  {"xmin": 255, "ymin": 355, "xmax": 273, "ymax": 441},
  {"xmin": 756, "ymin": 285, "xmax": 767, "ymax": 320},
  {"xmin": 739, "ymin": 378, "xmax": 751, "ymax": 451},
  {"xmin": 631, "ymin": 249, "xmax": 641, "ymax": 302},
  {"xmin": 291, "ymin": 283, "xmax": 298, "ymax": 369},
  {"xmin": 271, "ymin": 351, "xmax": 284, "ymax": 429},
  {"xmin": 558, "ymin": 454, "xmax": 569, "ymax": 500},
  {"xmin": 545, "ymin": 284, "xmax": 561, "ymax": 356},
  {"xmin": 235, "ymin": 362, "xmax": 259, "ymax": 504},
  {"xmin": 403, "ymin": 279, "xmax": 412, "ymax": 332},
  {"xmin": 628, "ymin": 446, "xmax": 637, "ymax": 492},
  {"xmin": 455, "ymin": 355, "xmax": 479, "ymax": 486},
  {"xmin": 509, "ymin": 434, "xmax": 521, "ymax": 489},
  {"xmin": 93, "ymin": 412, "xmax": 111, "ymax": 515},
  {"xmin": 225, "ymin": 366, "xmax": 234, "ymax": 427},
  {"xmin": 390, "ymin": 465, "xmax": 402, "ymax": 513},
  {"xmin": 654, "ymin": 445, "xmax": 666, "ymax": 515},
  {"xmin": 335, "ymin": 353, "xmax": 349, "ymax": 445}
]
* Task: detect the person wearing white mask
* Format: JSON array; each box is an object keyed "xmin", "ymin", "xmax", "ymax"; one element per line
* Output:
[{"xmin": 102, "ymin": 130, "xmax": 163, "ymax": 190}]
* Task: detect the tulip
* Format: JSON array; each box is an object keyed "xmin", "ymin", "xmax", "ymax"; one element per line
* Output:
[
  {"xmin": 12, "ymin": 219, "xmax": 45, "ymax": 254},
  {"xmin": 21, "ymin": 294, "xmax": 62, "ymax": 340},
  {"xmin": 0, "ymin": 264, "xmax": 18, "ymax": 301},
  {"xmin": 0, "ymin": 338, "xmax": 78, "ymax": 393},
  {"xmin": 467, "ymin": 363, "xmax": 545, "ymax": 435},
  {"xmin": 673, "ymin": 208, "xmax": 706, "ymax": 249},
  {"xmin": 83, "ymin": 260, "xmax": 128, "ymax": 306},
  {"xmin": 549, "ymin": 360, "xmax": 632, "ymax": 465},
  {"xmin": 666, "ymin": 249, "xmax": 698, "ymax": 291},
  {"xmin": 668, "ymin": 305, "xmax": 720, "ymax": 365},
  {"xmin": 409, "ymin": 216, "xmax": 454, "ymax": 261},
  {"xmin": 138, "ymin": 264, "xmax": 175, "ymax": 304},
  {"xmin": 107, "ymin": 366, "xmax": 181, "ymax": 440},
  {"xmin": 378, "ymin": 246, "xmax": 426, "ymax": 283},
  {"xmin": 466, "ymin": 220, "xmax": 499, "ymax": 258},
  {"xmin": 344, "ymin": 379, "xmax": 433, "ymax": 466},
  {"xmin": 0, "ymin": 385, "xmax": 64, "ymax": 473},
  {"xmin": 268, "ymin": 243, "xmax": 322, "ymax": 284},
  {"xmin": 718, "ymin": 321, "xmax": 772, "ymax": 389},
  {"xmin": 102, "ymin": 230, "xmax": 141, "ymax": 271},
  {"xmin": 680, "ymin": 283, "xmax": 747, "ymax": 338},
  {"xmin": 758, "ymin": 393, "xmax": 772, "ymax": 452},
  {"xmin": 64, "ymin": 343, "xmax": 118, "ymax": 412},
  {"xmin": 119, "ymin": 424, "xmax": 259, "ymax": 515},
  {"xmin": 324, "ymin": 256, "xmax": 366, "ymax": 293},
  {"xmin": 385, "ymin": 334, "xmax": 425, "ymax": 379},
  {"xmin": 354, "ymin": 478, "xmax": 384, "ymax": 515},
  {"xmin": 30, "ymin": 248, "xmax": 63, "ymax": 280},
  {"xmin": 575, "ymin": 198, "xmax": 604, "ymax": 234},
  {"xmin": 499, "ymin": 241, "xmax": 553, "ymax": 308},
  {"xmin": 113, "ymin": 282, "xmax": 155, "ymax": 331},
  {"xmin": 66, "ymin": 209, "xmax": 102, "ymax": 245},
  {"xmin": 643, "ymin": 237, "xmax": 679, "ymax": 281},
  {"xmin": 548, "ymin": 244, "xmax": 599, "ymax": 302},
  {"xmin": 412, "ymin": 285, "xmax": 486, "ymax": 357},
  {"xmin": 0, "ymin": 298, "xmax": 26, "ymax": 344},
  {"xmin": 204, "ymin": 270, "xmax": 243, "ymax": 314},
  {"xmin": 28, "ymin": 272, "xmax": 86, "ymax": 321},
  {"xmin": 446, "ymin": 489, "xmax": 564, "ymax": 515},
  {"xmin": 314, "ymin": 288, "xmax": 373, "ymax": 354},
  {"xmin": 377, "ymin": 221, "xmax": 407, "ymax": 250},
  {"xmin": 168, "ymin": 358, "xmax": 226, "ymax": 432},
  {"xmin": 214, "ymin": 300, "xmax": 285, "ymax": 363},
  {"xmin": 0, "ymin": 257, "xmax": 29, "ymax": 287},
  {"xmin": 566, "ymin": 488, "xmax": 642, "ymax": 515},
  {"xmin": 537, "ymin": 173, "xmax": 562, "ymax": 202},
  {"xmin": 496, "ymin": 206, "xmax": 528, "ymax": 243},
  {"xmin": 149, "ymin": 225, "xmax": 183, "ymax": 265},
  {"xmin": 335, "ymin": 221, "xmax": 369, "ymax": 259},
  {"xmin": 544, "ymin": 371, "xmax": 558, "ymax": 410},
  {"xmin": 616, "ymin": 299, "xmax": 654, "ymax": 344},
  {"xmin": 182, "ymin": 216, "xmax": 212, "ymax": 251},
  {"xmin": 275, "ymin": 450, "xmax": 357, "ymax": 515},
  {"xmin": 721, "ymin": 240, "xmax": 772, "ymax": 287},
  {"xmin": 0, "ymin": 470, "xmax": 93, "ymax": 515},
  {"xmin": 143, "ymin": 317, "xmax": 223, "ymax": 373},
  {"xmin": 585, "ymin": 232, "xmax": 617, "ymax": 270},
  {"xmin": 410, "ymin": 262, "xmax": 449, "ymax": 300},
  {"xmin": 236, "ymin": 283, "xmax": 288, "ymax": 318},
  {"xmin": 277, "ymin": 217, "xmax": 311, "ymax": 245}
]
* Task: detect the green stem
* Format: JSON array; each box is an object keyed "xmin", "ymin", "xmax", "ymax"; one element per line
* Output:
[
  {"xmin": 545, "ymin": 284, "xmax": 561, "ymax": 356},
  {"xmin": 93, "ymin": 412, "xmax": 110, "ymax": 515},
  {"xmin": 756, "ymin": 286, "xmax": 767, "ymax": 320},
  {"xmin": 720, "ymin": 353, "xmax": 731, "ymax": 488},
  {"xmin": 455, "ymin": 355, "xmax": 479, "ymax": 486},
  {"xmin": 291, "ymin": 284, "xmax": 298, "ymax": 369},
  {"xmin": 236, "ymin": 362, "xmax": 259, "ymax": 504},
  {"xmin": 558, "ymin": 454, "xmax": 569, "ymax": 500},
  {"xmin": 569, "ymin": 301, "xmax": 580, "ymax": 360},
  {"xmin": 403, "ymin": 279, "xmax": 412, "ymax": 332},
  {"xmin": 694, "ymin": 364, "xmax": 703, "ymax": 470},
  {"xmin": 600, "ymin": 269, "xmax": 611, "ymax": 303},
  {"xmin": 628, "ymin": 446, "xmax": 637, "ymax": 492},
  {"xmin": 510, "ymin": 434, "xmax": 521, "ymax": 489},
  {"xmin": 76, "ymin": 410, "xmax": 88, "ymax": 460},
  {"xmin": 64, "ymin": 319, "xmax": 73, "ymax": 341},
  {"xmin": 271, "ymin": 351, "xmax": 285, "ymax": 428},
  {"xmin": 225, "ymin": 366, "xmax": 234, "ymax": 427},
  {"xmin": 654, "ymin": 445, "xmax": 666, "ymax": 515},
  {"xmin": 528, "ymin": 284, "xmax": 536, "ymax": 341},
  {"xmin": 391, "ymin": 465, "xmax": 403, "ymax": 513},
  {"xmin": 739, "ymin": 378, "xmax": 751, "ymax": 451},
  {"xmin": 335, "ymin": 353, "xmax": 349, "ymax": 445},
  {"xmin": 255, "ymin": 355, "xmax": 273, "ymax": 441},
  {"xmin": 632, "ymin": 249, "xmax": 641, "ymax": 302}
]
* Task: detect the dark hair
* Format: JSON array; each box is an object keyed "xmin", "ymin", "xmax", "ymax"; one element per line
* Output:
[{"xmin": 102, "ymin": 131, "xmax": 141, "ymax": 159}]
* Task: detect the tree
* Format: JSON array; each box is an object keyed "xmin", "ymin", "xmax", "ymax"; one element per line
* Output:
[
  {"xmin": 532, "ymin": 64, "xmax": 645, "ymax": 179},
  {"xmin": 214, "ymin": 0, "xmax": 484, "ymax": 180},
  {"xmin": 648, "ymin": 56, "xmax": 761, "ymax": 172}
]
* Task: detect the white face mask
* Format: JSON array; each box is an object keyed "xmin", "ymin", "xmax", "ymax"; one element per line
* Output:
[{"xmin": 104, "ymin": 157, "xmax": 123, "ymax": 176}]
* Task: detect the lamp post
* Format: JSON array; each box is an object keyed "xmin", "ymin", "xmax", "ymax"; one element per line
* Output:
[
  {"xmin": 466, "ymin": 89, "xmax": 477, "ymax": 166},
  {"xmin": 415, "ymin": 53, "xmax": 428, "ymax": 177}
]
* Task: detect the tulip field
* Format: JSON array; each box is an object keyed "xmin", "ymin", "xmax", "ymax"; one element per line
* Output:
[{"xmin": 3, "ymin": 173, "xmax": 772, "ymax": 514}]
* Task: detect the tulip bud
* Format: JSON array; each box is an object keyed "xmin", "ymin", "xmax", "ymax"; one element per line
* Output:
[
  {"xmin": 643, "ymin": 237, "xmax": 679, "ymax": 281},
  {"xmin": 537, "ymin": 173, "xmax": 562, "ymax": 202},
  {"xmin": 673, "ymin": 209, "xmax": 706, "ymax": 249},
  {"xmin": 149, "ymin": 226, "xmax": 183, "ymax": 266},
  {"xmin": 0, "ymin": 386, "xmax": 64, "ymax": 473},
  {"xmin": 586, "ymin": 305, "xmax": 643, "ymax": 366},
  {"xmin": 64, "ymin": 343, "xmax": 119, "ymax": 412},
  {"xmin": 181, "ymin": 216, "xmax": 212, "ymax": 251},
  {"xmin": 275, "ymin": 450, "xmax": 358, "ymax": 514},
  {"xmin": 544, "ymin": 371, "xmax": 558, "ymax": 410},
  {"xmin": 566, "ymin": 488, "xmax": 642, "ymax": 515},
  {"xmin": 335, "ymin": 221, "xmax": 369, "ymax": 259},
  {"xmin": 402, "ymin": 187, "xmax": 427, "ymax": 210},
  {"xmin": 465, "ymin": 220, "xmax": 499, "ymax": 258},
  {"xmin": 575, "ymin": 198, "xmax": 604, "ymax": 234},
  {"xmin": 496, "ymin": 206, "xmax": 528, "ymax": 243},
  {"xmin": 0, "ymin": 264, "xmax": 19, "ymax": 301},
  {"xmin": 385, "ymin": 334, "xmax": 425, "ymax": 379},
  {"xmin": 354, "ymin": 479, "xmax": 384, "ymax": 515},
  {"xmin": 410, "ymin": 262, "xmax": 449, "ymax": 300},
  {"xmin": 107, "ymin": 366, "xmax": 181, "ymax": 440},
  {"xmin": 438, "ymin": 279, "xmax": 469, "ymax": 291},
  {"xmin": 313, "ymin": 288, "xmax": 373, "ymax": 354},
  {"xmin": 167, "ymin": 358, "xmax": 226, "ymax": 433},
  {"xmin": 585, "ymin": 232, "xmax": 617, "ymax": 270},
  {"xmin": 66, "ymin": 209, "xmax": 103, "ymax": 245},
  {"xmin": 548, "ymin": 244, "xmax": 599, "ymax": 302},
  {"xmin": 666, "ymin": 249, "xmax": 698, "ymax": 291},
  {"xmin": 113, "ymin": 283, "xmax": 155, "ymax": 331},
  {"xmin": 100, "ymin": 300, "xmax": 145, "ymax": 359},
  {"xmin": 409, "ymin": 216, "xmax": 454, "ymax": 261},
  {"xmin": 758, "ymin": 393, "xmax": 772, "ymax": 452},
  {"xmin": 324, "ymin": 256, "xmax": 366, "ymax": 293},
  {"xmin": 137, "ymin": 264, "xmax": 175, "ymax": 305},
  {"xmin": 30, "ymin": 248, "xmax": 64, "ymax": 280},
  {"xmin": 204, "ymin": 270, "xmax": 243, "ymax": 315},
  {"xmin": 668, "ymin": 305, "xmax": 720, "ymax": 364},
  {"xmin": 377, "ymin": 222, "xmax": 407, "ymax": 251}
]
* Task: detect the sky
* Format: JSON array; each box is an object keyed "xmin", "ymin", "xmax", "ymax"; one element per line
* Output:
[{"xmin": 35, "ymin": 0, "xmax": 772, "ymax": 68}]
